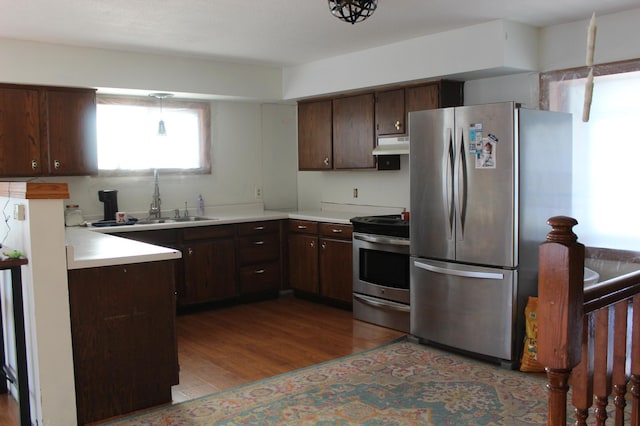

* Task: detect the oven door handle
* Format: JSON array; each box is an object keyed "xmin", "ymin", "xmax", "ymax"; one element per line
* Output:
[
  {"xmin": 353, "ymin": 293, "xmax": 411, "ymax": 313},
  {"xmin": 353, "ymin": 234, "xmax": 410, "ymax": 246}
]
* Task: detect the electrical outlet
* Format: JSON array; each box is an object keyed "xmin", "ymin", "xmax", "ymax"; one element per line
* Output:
[
  {"xmin": 255, "ymin": 186, "xmax": 263, "ymax": 199},
  {"xmin": 14, "ymin": 204, "xmax": 25, "ymax": 220},
  {"xmin": 353, "ymin": 188, "xmax": 358, "ymax": 198}
]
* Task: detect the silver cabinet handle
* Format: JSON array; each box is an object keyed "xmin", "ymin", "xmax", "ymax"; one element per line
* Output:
[
  {"xmin": 54, "ymin": 160, "xmax": 61, "ymax": 169},
  {"xmin": 331, "ymin": 228, "xmax": 343, "ymax": 233},
  {"xmin": 323, "ymin": 157, "xmax": 330, "ymax": 166},
  {"xmin": 188, "ymin": 248, "xmax": 193, "ymax": 256},
  {"xmin": 254, "ymin": 269, "xmax": 265, "ymax": 274},
  {"xmin": 253, "ymin": 240, "xmax": 265, "ymax": 245},
  {"xmin": 297, "ymin": 225, "xmax": 307, "ymax": 229},
  {"xmin": 321, "ymin": 242, "xmax": 326, "ymax": 249},
  {"xmin": 31, "ymin": 160, "xmax": 38, "ymax": 170},
  {"xmin": 394, "ymin": 120, "xmax": 401, "ymax": 130},
  {"xmin": 254, "ymin": 226, "xmax": 265, "ymax": 231},
  {"xmin": 309, "ymin": 241, "xmax": 315, "ymax": 248}
]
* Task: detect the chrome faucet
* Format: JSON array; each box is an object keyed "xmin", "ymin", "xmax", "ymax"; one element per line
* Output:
[{"xmin": 149, "ymin": 169, "xmax": 162, "ymax": 219}]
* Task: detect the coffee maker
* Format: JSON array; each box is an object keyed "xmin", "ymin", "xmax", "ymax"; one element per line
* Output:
[{"xmin": 98, "ymin": 190, "xmax": 118, "ymax": 221}]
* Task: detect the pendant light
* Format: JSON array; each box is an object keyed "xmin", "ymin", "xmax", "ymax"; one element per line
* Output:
[
  {"xmin": 149, "ymin": 93, "xmax": 173, "ymax": 136},
  {"xmin": 328, "ymin": 0, "xmax": 377, "ymax": 24}
]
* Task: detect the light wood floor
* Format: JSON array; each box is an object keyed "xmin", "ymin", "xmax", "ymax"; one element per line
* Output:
[{"xmin": 1, "ymin": 295, "xmax": 405, "ymax": 425}]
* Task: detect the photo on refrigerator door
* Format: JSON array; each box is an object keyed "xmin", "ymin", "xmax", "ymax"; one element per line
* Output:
[{"xmin": 477, "ymin": 140, "xmax": 496, "ymax": 169}]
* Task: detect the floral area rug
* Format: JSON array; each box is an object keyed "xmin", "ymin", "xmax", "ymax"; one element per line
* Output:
[{"xmin": 104, "ymin": 337, "xmax": 550, "ymax": 425}]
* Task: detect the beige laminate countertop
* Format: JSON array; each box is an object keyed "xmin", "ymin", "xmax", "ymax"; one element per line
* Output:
[{"xmin": 65, "ymin": 208, "xmax": 366, "ymax": 270}]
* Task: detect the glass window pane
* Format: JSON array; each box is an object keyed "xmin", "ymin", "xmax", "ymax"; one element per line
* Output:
[
  {"xmin": 96, "ymin": 98, "xmax": 208, "ymax": 172},
  {"xmin": 545, "ymin": 68, "xmax": 640, "ymax": 250}
]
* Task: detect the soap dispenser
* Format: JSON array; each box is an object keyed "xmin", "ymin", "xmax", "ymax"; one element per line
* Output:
[{"xmin": 197, "ymin": 194, "xmax": 205, "ymax": 216}]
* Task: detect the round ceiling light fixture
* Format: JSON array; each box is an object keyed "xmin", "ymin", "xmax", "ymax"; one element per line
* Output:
[{"xmin": 328, "ymin": 0, "xmax": 378, "ymax": 25}]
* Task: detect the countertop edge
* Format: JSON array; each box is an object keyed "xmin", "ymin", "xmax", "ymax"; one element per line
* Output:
[{"xmin": 66, "ymin": 209, "xmax": 368, "ymax": 270}]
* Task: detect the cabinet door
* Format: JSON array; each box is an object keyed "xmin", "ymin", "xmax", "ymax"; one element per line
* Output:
[
  {"xmin": 376, "ymin": 88, "xmax": 405, "ymax": 136},
  {"xmin": 182, "ymin": 238, "xmax": 237, "ymax": 305},
  {"xmin": 0, "ymin": 86, "xmax": 42, "ymax": 176},
  {"xmin": 68, "ymin": 261, "xmax": 178, "ymax": 425},
  {"xmin": 320, "ymin": 237, "xmax": 353, "ymax": 303},
  {"xmin": 332, "ymin": 93, "xmax": 375, "ymax": 169},
  {"xmin": 288, "ymin": 233, "xmax": 319, "ymax": 293},
  {"xmin": 406, "ymin": 83, "xmax": 440, "ymax": 112},
  {"xmin": 45, "ymin": 88, "xmax": 97, "ymax": 175},
  {"xmin": 297, "ymin": 100, "xmax": 332, "ymax": 170}
]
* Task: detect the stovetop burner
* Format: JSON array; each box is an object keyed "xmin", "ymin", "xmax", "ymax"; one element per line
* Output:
[{"xmin": 350, "ymin": 214, "xmax": 409, "ymax": 238}]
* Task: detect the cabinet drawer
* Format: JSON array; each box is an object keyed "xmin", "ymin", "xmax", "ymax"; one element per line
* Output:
[
  {"xmin": 319, "ymin": 223, "xmax": 352, "ymax": 240},
  {"xmin": 238, "ymin": 233, "xmax": 280, "ymax": 265},
  {"xmin": 289, "ymin": 219, "xmax": 318, "ymax": 235},
  {"xmin": 183, "ymin": 224, "xmax": 235, "ymax": 241},
  {"xmin": 237, "ymin": 220, "xmax": 280, "ymax": 236},
  {"xmin": 239, "ymin": 261, "xmax": 281, "ymax": 294}
]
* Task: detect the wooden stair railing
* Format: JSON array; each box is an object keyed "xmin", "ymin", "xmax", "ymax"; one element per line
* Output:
[{"xmin": 538, "ymin": 216, "xmax": 640, "ymax": 426}]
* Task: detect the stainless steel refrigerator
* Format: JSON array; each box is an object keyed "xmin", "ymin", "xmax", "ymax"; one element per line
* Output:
[{"xmin": 409, "ymin": 102, "xmax": 572, "ymax": 366}]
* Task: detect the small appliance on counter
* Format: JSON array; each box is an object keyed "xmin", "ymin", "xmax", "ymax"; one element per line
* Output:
[
  {"xmin": 97, "ymin": 190, "xmax": 118, "ymax": 221},
  {"xmin": 64, "ymin": 205, "xmax": 85, "ymax": 226}
]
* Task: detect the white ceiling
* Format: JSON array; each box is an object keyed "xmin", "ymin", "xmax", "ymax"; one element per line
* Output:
[{"xmin": 0, "ymin": 0, "xmax": 638, "ymax": 67}]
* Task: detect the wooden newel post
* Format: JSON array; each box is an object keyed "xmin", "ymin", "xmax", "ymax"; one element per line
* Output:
[{"xmin": 537, "ymin": 216, "xmax": 585, "ymax": 426}]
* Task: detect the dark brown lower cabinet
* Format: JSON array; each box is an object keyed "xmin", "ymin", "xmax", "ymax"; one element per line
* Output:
[
  {"xmin": 288, "ymin": 220, "xmax": 353, "ymax": 306},
  {"xmin": 319, "ymin": 236, "xmax": 353, "ymax": 303},
  {"xmin": 182, "ymin": 237, "xmax": 237, "ymax": 305},
  {"xmin": 68, "ymin": 260, "xmax": 179, "ymax": 425}
]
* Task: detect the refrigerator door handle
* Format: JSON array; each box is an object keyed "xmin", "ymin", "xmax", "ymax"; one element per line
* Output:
[
  {"xmin": 454, "ymin": 127, "xmax": 468, "ymax": 241},
  {"xmin": 443, "ymin": 127, "xmax": 454, "ymax": 239},
  {"xmin": 459, "ymin": 128, "xmax": 468, "ymax": 236},
  {"xmin": 414, "ymin": 260, "xmax": 504, "ymax": 280}
]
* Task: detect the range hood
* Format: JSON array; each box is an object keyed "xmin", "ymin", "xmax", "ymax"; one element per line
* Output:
[{"xmin": 372, "ymin": 136, "xmax": 409, "ymax": 156}]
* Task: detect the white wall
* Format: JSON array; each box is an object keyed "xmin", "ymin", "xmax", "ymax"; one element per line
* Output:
[
  {"xmin": 0, "ymin": 39, "xmax": 282, "ymax": 101},
  {"xmin": 283, "ymin": 20, "xmax": 539, "ymax": 100},
  {"xmin": 540, "ymin": 8, "xmax": 640, "ymax": 72},
  {"xmin": 0, "ymin": 197, "xmax": 75, "ymax": 426},
  {"xmin": 37, "ymin": 101, "xmax": 298, "ymax": 219}
]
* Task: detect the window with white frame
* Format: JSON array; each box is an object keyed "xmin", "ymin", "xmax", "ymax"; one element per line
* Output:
[
  {"xmin": 97, "ymin": 96, "xmax": 211, "ymax": 174},
  {"xmin": 541, "ymin": 59, "xmax": 640, "ymax": 251}
]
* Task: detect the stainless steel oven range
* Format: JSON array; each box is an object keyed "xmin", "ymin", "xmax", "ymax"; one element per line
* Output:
[{"xmin": 350, "ymin": 215, "xmax": 410, "ymax": 333}]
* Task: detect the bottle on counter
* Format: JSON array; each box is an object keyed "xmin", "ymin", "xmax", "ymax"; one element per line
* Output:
[{"xmin": 65, "ymin": 204, "xmax": 85, "ymax": 227}]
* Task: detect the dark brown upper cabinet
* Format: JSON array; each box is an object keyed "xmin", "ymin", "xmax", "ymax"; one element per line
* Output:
[{"xmin": 0, "ymin": 83, "xmax": 97, "ymax": 177}]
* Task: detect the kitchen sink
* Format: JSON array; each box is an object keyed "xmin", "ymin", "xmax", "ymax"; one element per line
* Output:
[
  {"xmin": 136, "ymin": 216, "xmax": 217, "ymax": 224},
  {"xmin": 175, "ymin": 216, "xmax": 217, "ymax": 222}
]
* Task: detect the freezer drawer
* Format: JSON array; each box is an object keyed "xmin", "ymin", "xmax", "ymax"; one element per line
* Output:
[{"xmin": 410, "ymin": 257, "xmax": 517, "ymax": 361}]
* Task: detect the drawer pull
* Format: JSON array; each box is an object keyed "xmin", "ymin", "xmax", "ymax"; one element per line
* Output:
[
  {"xmin": 254, "ymin": 226, "xmax": 265, "ymax": 231},
  {"xmin": 253, "ymin": 240, "xmax": 265, "ymax": 245},
  {"xmin": 254, "ymin": 269, "xmax": 265, "ymax": 274},
  {"xmin": 331, "ymin": 228, "xmax": 343, "ymax": 233},
  {"xmin": 297, "ymin": 225, "xmax": 308, "ymax": 229}
]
